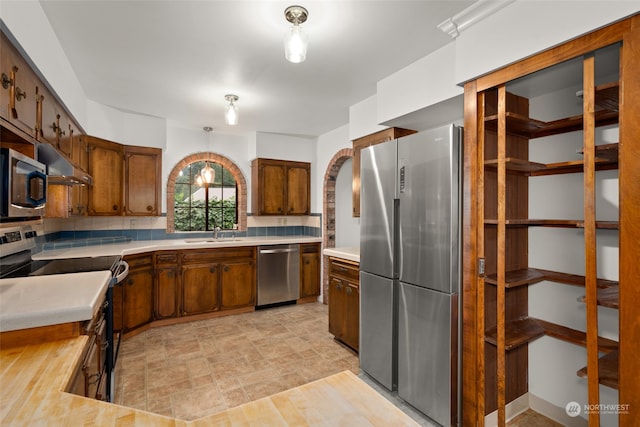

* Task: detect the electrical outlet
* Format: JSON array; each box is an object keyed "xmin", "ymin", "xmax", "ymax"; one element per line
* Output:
[{"xmin": 130, "ymin": 219, "xmax": 137, "ymax": 229}]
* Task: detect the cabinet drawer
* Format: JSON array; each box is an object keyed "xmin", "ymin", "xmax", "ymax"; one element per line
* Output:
[
  {"xmin": 124, "ymin": 254, "xmax": 152, "ymax": 268},
  {"xmin": 300, "ymin": 242, "xmax": 320, "ymax": 254},
  {"xmin": 329, "ymin": 258, "xmax": 359, "ymax": 282},
  {"xmin": 154, "ymin": 251, "xmax": 178, "ymax": 265},
  {"xmin": 181, "ymin": 247, "xmax": 255, "ymax": 264}
]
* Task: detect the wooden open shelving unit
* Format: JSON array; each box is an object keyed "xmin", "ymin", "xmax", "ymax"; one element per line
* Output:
[{"xmin": 461, "ymin": 14, "xmax": 640, "ymax": 427}]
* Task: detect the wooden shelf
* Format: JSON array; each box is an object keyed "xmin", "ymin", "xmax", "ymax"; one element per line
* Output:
[
  {"xmin": 577, "ymin": 350, "xmax": 619, "ymax": 390},
  {"xmin": 535, "ymin": 318, "xmax": 618, "ymax": 354},
  {"xmin": 485, "ymin": 82, "xmax": 619, "ymax": 139},
  {"xmin": 485, "ymin": 317, "xmax": 545, "ymax": 351},
  {"xmin": 484, "ymin": 219, "xmax": 619, "ymax": 229},
  {"xmin": 484, "ymin": 143, "xmax": 619, "ymax": 176},
  {"xmin": 578, "ymin": 285, "xmax": 620, "ymax": 309},
  {"xmin": 484, "ymin": 268, "xmax": 619, "ymax": 291},
  {"xmin": 484, "ymin": 268, "xmax": 546, "ymax": 288}
]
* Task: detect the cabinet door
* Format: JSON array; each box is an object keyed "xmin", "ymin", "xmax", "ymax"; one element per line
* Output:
[
  {"xmin": 124, "ymin": 146, "xmax": 161, "ymax": 216},
  {"xmin": 123, "ymin": 266, "xmax": 153, "ymax": 331},
  {"xmin": 155, "ymin": 266, "xmax": 179, "ymax": 319},
  {"xmin": 87, "ymin": 137, "xmax": 124, "ymax": 215},
  {"xmin": 57, "ymin": 113, "xmax": 73, "ymax": 158},
  {"xmin": 112, "ymin": 282, "xmax": 123, "ymax": 332},
  {"xmin": 182, "ymin": 263, "xmax": 220, "ymax": 315},
  {"xmin": 220, "ymin": 259, "xmax": 255, "ymax": 310},
  {"xmin": 38, "ymin": 85, "xmax": 61, "ymax": 146},
  {"xmin": 286, "ymin": 164, "xmax": 310, "ymax": 215},
  {"xmin": 69, "ymin": 134, "xmax": 89, "ymax": 216},
  {"xmin": 328, "ymin": 277, "xmax": 346, "ymax": 339},
  {"xmin": 300, "ymin": 251, "xmax": 320, "ymax": 298},
  {"xmin": 1, "ymin": 34, "xmax": 38, "ymax": 138},
  {"xmin": 343, "ymin": 282, "xmax": 360, "ymax": 351},
  {"xmin": 260, "ymin": 163, "xmax": 286, "ymax": 214}
]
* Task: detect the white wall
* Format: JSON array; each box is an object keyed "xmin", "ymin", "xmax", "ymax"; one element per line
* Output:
[
  {"xmin": 349, "ymin": 95, "xmax": 386, "ymax": 141},
  {"xmin": 335, "ymin": 159, "xmax": 360, "ymax": 247},
  {"xmin": 455, "ymin": 1, "xmax": 640, "ymax": 84}
]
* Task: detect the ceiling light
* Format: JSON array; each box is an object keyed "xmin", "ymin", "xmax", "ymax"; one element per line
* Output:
[
  {"xmin": 224, "ymin": 94, "xmax": 239, "ymax": 125},
  {"xmin": 284, "ymin": 5, "xmax": 308, "ymax": 63}
]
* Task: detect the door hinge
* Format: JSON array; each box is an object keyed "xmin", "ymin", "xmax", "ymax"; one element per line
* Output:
[{"xmin": 478, "ymin": 258, "xmax": 485, "ymax": 276}]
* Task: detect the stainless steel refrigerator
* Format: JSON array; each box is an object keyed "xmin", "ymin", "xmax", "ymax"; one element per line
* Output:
[{"xmin": 359, "ymin": 124, "xmax": 461, "ymax": 426}]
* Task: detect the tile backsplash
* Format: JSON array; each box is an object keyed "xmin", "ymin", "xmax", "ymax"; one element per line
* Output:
[{"xmin": 42, "ymin": 214, "xmax": 321, "ymax": 246}]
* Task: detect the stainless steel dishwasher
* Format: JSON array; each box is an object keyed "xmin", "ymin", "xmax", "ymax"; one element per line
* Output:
[{"xmin": 257, "ymin": 244, "xmax": 300, "ymax": 307}]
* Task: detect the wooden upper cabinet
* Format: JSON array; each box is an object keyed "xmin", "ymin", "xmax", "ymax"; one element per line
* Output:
[
  {"xmin": 1, "ymin": 32, "xmax": 38, "ymax": 139},
  {"xmin": 87, "ymin": 136, "xmax": 124, "ymax": 216},
  {"xmin": 351, "ymin": 127, "xmax": 416, "ymax": 217},
  {"xmin": 124, "ymin": 146, "xmax": 161, "ymax": 216},
  {"xmin": 251, "ymin": 158, "xmax": 310, "ymax": 215}
]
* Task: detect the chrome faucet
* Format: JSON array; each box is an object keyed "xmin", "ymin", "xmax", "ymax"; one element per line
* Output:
[{"xmin": 213, "ymin": 227, "xmax": 221, "ymax": 239}]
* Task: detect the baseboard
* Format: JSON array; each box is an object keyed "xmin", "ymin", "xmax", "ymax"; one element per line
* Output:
[
  {"xmin": 484, "ymin": 393, "xmax": 589, "ymax": 426},
  {"xmin": 484, "ymin": 393, "xmax": 529, "ymax": 427},
  {"xmin": 529, "ymin": 393, "xmax": 588, "ymax": 427}
]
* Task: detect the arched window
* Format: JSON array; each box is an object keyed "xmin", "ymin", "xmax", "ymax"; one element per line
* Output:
[{"xmin": 167, "ymin": 152, "xmax": 247, "ymax": 233}]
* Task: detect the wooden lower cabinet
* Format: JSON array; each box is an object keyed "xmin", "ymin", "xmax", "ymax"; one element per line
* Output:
[
  {"xmin": 154, "ymin": 251, "xmax": 179, "ymax": 319},
  {"xmin": 181, "ymin": 247, "xmax": 256, "ymax": 316},
  {"xmin": 220, "ymin": 258, "xmax": 255, "ymax": 310},
  {"xmin": 328, "ymin": 257, "xmax": 359, "ymax": 351},
  {"xmin": 299, "ymin": 243, "xmax": 321, "ymax": 301},
  {"xmin": 122, "ymin": 254, "xmax": 154, "ymax": 332}
]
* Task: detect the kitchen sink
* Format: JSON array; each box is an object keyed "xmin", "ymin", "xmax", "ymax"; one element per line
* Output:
[{"xmin": 183, "ymin": 237, "xmax": 243, "ymax": 244}]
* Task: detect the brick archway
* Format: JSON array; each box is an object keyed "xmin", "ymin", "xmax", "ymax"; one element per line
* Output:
[
  {"xmin": 321, "ymin": 148, "xmax": 354, "ymax": 303},
  {"xmin": 166, "ymin": 152, "xmax": 247, "ymax": 232}
]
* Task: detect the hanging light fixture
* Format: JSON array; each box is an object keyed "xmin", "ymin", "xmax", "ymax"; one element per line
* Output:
[
  {"xmin": 284, "ymin": 5, "xmax": 308, "ymax": 63},
  {"xmin": 224, "ymin": 94, "xmax": 239, "ymax": 125},
  {"xmin": 196, "ymin": 161, "xmax": 215, "ymax": 187}
]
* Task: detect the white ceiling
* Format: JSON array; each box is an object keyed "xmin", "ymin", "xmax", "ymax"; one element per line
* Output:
[{"xmin": 38, "ymin": 0, "xmax": 474, "ymax": 137}]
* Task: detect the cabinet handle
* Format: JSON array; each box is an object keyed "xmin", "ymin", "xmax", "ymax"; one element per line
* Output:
[
  {"xmin": 167, "ymin": 271, "xmax": 174, "ymax": 278},
  {"xmin": 14, "ymin": 86, "xmax": 26, "ymax": 101},
  {"xmin": 277, "ymin": 207, "xmax": 282, "ymax": 212},
  {"xmin": 224, "ymin": 266, "xmax": 230, "ymax": 272},
  {"xmin": 346, "ymin": 286, "xmax": 352, "ymax": 295},
  {"xmin": 305, "ymin": 260, "xmax": 310, "ymax": 265},
  {"xmin": 127, "ymin": 278, "xmax": 134, "ymax": 286},
  {"xmin": 210, "ymin": 266, "xmax": 217, "ymax": 274},
  {"xmin": 146, "ymin": 205, "xmax": 153, "ymax": 211},
  {"xmin": 50, "ymin": 122, "xmax": 59, "ymax": 133},
  {"xmin": 112, "ymin": 205, "xmax": 119, "ymax": 211},
  {"xmin": 1, "ymin": 73, "xmax": 12, "ymax": 89},
  {"xmin": 336, "ymin": 283, "xmax": 343, "ymax": 290},
  {"xmin": 88, "ymin": 373, "xmax": 101, "ymax": 385}
]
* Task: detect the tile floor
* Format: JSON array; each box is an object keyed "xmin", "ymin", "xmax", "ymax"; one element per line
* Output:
[
  {"xmin": 115, "ymin": 302, "xmax": 562, "ymax": 425},
  {"xmin": 114, "ymin": 302, "xmax": 359, "ymax": 421}
]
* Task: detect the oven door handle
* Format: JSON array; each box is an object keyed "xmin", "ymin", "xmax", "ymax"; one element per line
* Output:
[{"xmin": 114, "ymin": 261, "xmax": 129, "ymax": 284}]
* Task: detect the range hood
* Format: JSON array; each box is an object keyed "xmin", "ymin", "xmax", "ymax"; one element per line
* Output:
[{"xmin": 37, "ymin": 143, "xmax": 93, "ymax": 186}]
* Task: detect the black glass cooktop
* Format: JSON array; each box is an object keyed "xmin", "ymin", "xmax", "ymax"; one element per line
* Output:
[{"xmin": 0, "ymin": 252, "xmax": 121, "ymax": 279}]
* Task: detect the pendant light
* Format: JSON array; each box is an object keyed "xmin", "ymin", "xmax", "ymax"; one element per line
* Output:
[
  {"xmin": 284, "ymin": 5, "xmax": 308, "ymax": 63},
  {"xmin": 196, "ymin": 161, "xmax": 215, "ymax": 187},
  {"xmin": 224, "ymin": 94, "xmax": 239, "ymax": 125}
]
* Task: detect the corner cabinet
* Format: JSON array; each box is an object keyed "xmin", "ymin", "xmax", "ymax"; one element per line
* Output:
[
  {"xmin": 124, "ymin": 145, "xmax": 161, "ymax": 216},
  {"xmin": 351, "ymin": 127, "xmax": 416, "ymax": 217},
  {"xmin": 462, "ymin": 14, "xmax": 640, "ymax": 427},
  {"xmin": 328, "ymin": 257, "xmax": 359, "ymax": 352},
  {"xmin": 251, "ymin": 158, "xmax": 310, "ymax": 215}
]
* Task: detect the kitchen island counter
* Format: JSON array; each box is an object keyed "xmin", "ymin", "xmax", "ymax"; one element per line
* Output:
[{"xmin": 0, "ymin": 337, "xmax": 419, "ymax": 426}]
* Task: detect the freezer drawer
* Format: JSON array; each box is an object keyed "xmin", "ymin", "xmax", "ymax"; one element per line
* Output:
[
  {"xmin": 398, "ymin": 282, "xmax": 458, "ymax": 426},
  {"xmin": 359, "ymin": 271, "xmax": 396, "ymax": 391}
]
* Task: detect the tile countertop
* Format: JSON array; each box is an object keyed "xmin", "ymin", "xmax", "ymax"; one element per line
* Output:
[
  {"xmin": 0, "ymin": 271, "xmax": 111, "ymax": 332},
  {"xmin": 0, "ymin": 338, "xmax": 420, "ymax": 426},
  {"xmin": 323, "ymin": 246, "xmax": 360, "ymax": 263},
  {"xmin": 33, "ymin": 235, "xmax": 323, "ymax": 260}
]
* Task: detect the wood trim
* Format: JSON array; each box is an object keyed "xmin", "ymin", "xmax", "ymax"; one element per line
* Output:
[
  {"xmin": 582, "ymin": 53, "xmax": 600, "ymax": 427},
  {"xmin": 618, "ymin": 16, "xmax": 640, "ymax": 427},
  {"xmin": 496, "ymin": 85, "xmax": 507, "ymax": 427},
  {"xmin": 0, "ymin": 322, "xmax": 81, "ymax": 349},
  {"xmin": 474, "ymin": 16, "xmax": 637, "ymax": 92},
  {"xmin": 475, "ymin": 88, "xmax": 486, "ymax": 424}
]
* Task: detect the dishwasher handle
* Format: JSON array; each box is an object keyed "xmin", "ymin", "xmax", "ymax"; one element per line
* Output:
[{"xmin": 259, "ymin": 248, "xmax": 298, "ymax": 254}]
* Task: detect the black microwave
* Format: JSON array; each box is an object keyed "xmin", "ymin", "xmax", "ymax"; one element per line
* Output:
[{"xmin": 1, "ymin": 148, "xmax": 47, "ymax": 219}]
